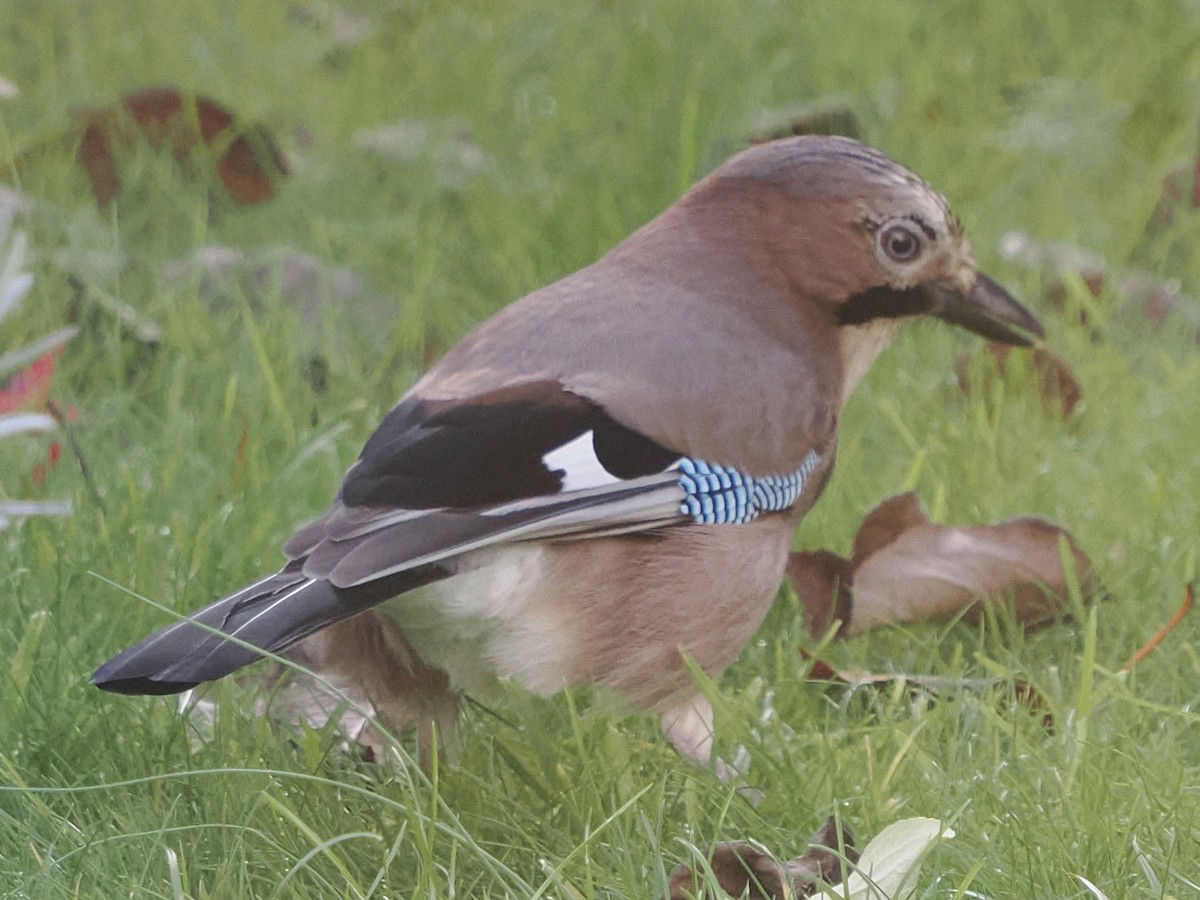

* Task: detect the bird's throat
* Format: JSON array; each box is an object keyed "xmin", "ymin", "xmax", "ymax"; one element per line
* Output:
[{"xmin": 838, "ymin": 317, "xmax": 907, "ymax": 406}]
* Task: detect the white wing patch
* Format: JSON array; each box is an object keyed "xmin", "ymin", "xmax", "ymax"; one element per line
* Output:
[{"xmin": 542, "ymin": 430, "xmax": 629, "ymax": 491}]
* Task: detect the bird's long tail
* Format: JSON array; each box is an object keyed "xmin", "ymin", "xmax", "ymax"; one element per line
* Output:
[{"xmin": 89, "ymin": 562, "xmax": 449, "ymax": 695}]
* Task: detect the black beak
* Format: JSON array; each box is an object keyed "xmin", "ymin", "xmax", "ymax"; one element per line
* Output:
[{"xmin": 930, "ymin": 273, "xmax": 1045, "ymax": 346}]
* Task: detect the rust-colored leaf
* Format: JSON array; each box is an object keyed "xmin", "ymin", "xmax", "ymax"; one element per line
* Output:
[
  {"xmin": 76, "ymin": 86, "xmax": 288, "ymax": 206},
  {"xmin": 787, "ymin": 550, "xmax": 853, "ymax": 643},
  {"xmin": 788, "ymin": 493, "xmax": 1095, "ymax": 639}
]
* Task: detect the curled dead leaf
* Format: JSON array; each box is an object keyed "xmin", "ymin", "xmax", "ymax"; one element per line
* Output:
[
  {"xmin": 668, "ymin": 842, "xmax": 790, "ymax": 900},
  {"xmin": 789, "ymin": 493, "xmax": 1095, "ymax": 639},
  {"xmin": 786, "ymin": 816, "xmax": 858, "ymax": 893},
  {"xmin": 667, "ymin": 816, "xmax": 856, "ymax": 900},
  {"xmin": 75, "ymin": 86, "xmax": 288, "ymax": 207},
  {"xmin": 955, "ymin": 341, "xmax": 1083, "ymax": 420}
]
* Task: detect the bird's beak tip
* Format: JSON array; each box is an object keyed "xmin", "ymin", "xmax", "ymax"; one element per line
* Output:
[{"xmin": 934, "ymin": 272, "xmax": 1044, "ymax": 347}]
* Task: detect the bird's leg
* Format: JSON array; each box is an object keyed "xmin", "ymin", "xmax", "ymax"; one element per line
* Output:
[
  {"xmin": 660, "ymin": 695, "xmax": 716, "ymax": 767},
  {"xmin": 277, "ymin": 612, "xmax": 462, "ymax": 770},
  {"xmin": 661, "ymin": 694, "xmax": 754, "ymax": 786}
]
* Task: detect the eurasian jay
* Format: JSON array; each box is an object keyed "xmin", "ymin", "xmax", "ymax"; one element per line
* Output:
[{"xmin": 91, "ymin": 135, "xmax": 1044, "ymax": 768}]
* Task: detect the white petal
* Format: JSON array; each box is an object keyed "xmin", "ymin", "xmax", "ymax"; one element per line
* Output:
[{"xmin": 817, "ymin": 817, "xmax": 953, "ymax": 899}]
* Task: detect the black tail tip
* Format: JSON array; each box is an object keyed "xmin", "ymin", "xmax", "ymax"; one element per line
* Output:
[{"xmin": 90, "ymin": 668, "xmax": 198, "ymax": 696}]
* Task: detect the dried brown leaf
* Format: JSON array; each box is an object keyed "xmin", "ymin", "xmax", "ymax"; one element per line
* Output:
[
  {"xmin": 955, "ymin": 342, "xmax": 1084, "ymax": 419},
  {"xmin": 76, "ymin": 86, "xmax": 287, "ymax": 207},
  {"xmin": 667, "ymin": 817, "xmax": 856, "ymax": 899},
  {"xmin": 668, "ymin": 842, "xmax": 790, "ymax": 900},
  {"xmin": 788, "ymin": 493, "xmax": 1094, "ymax": 638}
]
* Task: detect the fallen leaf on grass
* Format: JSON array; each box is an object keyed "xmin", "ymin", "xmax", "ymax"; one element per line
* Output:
[
  {"xmin": 787, "ymin": 493, "xmax": 1095, "ymax": 640},
  {"xmin": 814, "ymin": 818, "xmax": 952, "ymax": 900},
  {"xmin": 668, "ymin": 840, "xmax": 791, "ymax": 900},
  {"xmin": 668, "ymin": 815, "xmax": 857, "ymax": 899},
  {"xmin": 74, "ymin": 86, "xmax": 288, "ymax": 207},
  {"xmin": 955, "ymin": 342, "xmax": 1083, "ymax": 420},
  {"xmin": 669, "ymin": 817, "xmax": 950, "ymax": 900}
]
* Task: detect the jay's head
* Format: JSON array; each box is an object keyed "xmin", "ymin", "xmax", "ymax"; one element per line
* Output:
[{"xmin": 682, "ymin": 135, "xmax": 1044, "ymax": 349}]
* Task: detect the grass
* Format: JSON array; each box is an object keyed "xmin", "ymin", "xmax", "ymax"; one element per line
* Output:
[{"xmin": 1, "ymin": 0, "xmax": 1199, "ymax": 896}]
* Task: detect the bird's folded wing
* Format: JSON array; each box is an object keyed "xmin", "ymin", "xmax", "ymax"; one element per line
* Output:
[
  {"xmin": 303, "ymin": 472, "xmax": 689, "ymax": 587},
  {"xmin": 91, "ymin": 380, "xmax": 696, "ymax": 693},
  {"xmin": 290, "ymin": 378, "xmax": 693, "ymax": 587}
]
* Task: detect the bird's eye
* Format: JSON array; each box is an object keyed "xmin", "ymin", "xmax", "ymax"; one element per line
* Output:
[{"xmin": 879, "ymin": 223, "xmax": 922, "ymax": 263}]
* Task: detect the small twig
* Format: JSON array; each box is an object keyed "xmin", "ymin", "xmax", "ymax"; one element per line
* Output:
[{"xmin": 1120, "ymin": 582, "xmax": 1194, "ymax": 673}]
